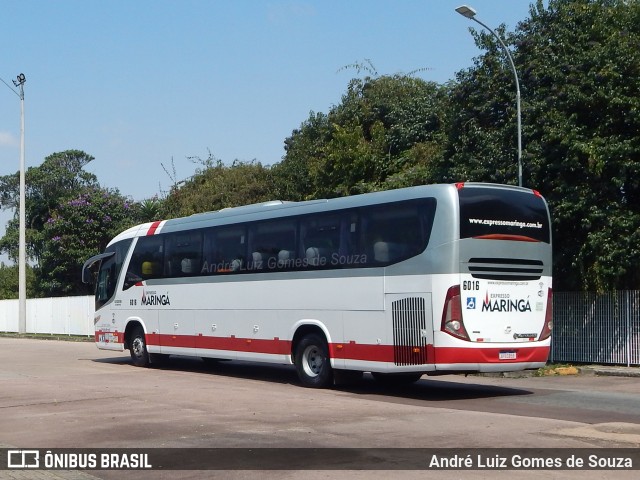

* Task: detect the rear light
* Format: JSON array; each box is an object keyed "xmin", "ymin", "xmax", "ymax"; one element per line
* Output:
[
  {"xmin": 455, "ymin": 182, "xmax": 465, "ymax": 190},
  {"xmin": 472, "ymin": 234, "xmax": 539, "ymax": 242},
  {"xmin": 441, "ymin": 285, "xmax": 470, "ymax": 341},
  {"xmin": 539, "ymin": 288, "xmax": 553, "ymax": 340},
  {"xmin": 532, "ymin": 189, "xmax": 543, "ymax": 198}
]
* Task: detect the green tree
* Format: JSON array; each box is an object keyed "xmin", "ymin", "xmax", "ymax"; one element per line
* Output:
[
  {"xmin": 434, "ymin": 23, "xmax": 522, "ymax": 185},
  {"xmin": 0, "ymin": 264, "xmax": 36, "ymax": 300},
  {"xmin": 499, "ymin": 0, "xmax": 640, "ymax": 291},
  {"xmin": 137, "ymin": 196, "xmax": 164, "ymax": 223},
  {"xmin": 273, "ymin": 111, "xmax": 331, "ymax": 201},
  {"xmin": 519, "ymin": 0, "xmax": 640, "ymax": 291},
  {"xmin": 434, "ymin": 0, "xmax": 640, "ymax": 291},
  {"xmin": 162, "ymin": 155, "xmax": 277, "ymax": 218},
  {"xmin": 275, "ymin": 74, "xmax": 449, "ymax": 199},
  {"xmin": 0, "ymin": 150, "xmax": 149, "ymax": 296},
  {"xmin": 38, "ymin": 187, "xmax": 139, "ymax": 296},
  {"xmin": 0, "ymin": 150, "xmax": 99, "ymax": 263}
]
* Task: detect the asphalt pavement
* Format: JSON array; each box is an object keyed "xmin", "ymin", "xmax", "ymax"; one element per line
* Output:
[{"xmin": 0, "ymin": 334, "xmax": 638, "ymax": 480}]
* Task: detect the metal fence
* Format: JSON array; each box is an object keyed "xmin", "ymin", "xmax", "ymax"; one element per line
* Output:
[{"xmin": 551, "ymin": 291, "xmax": 640, "ymax": 367}]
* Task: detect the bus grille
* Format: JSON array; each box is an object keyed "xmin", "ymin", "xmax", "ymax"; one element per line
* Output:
[
  {"xmin": 467, "ymin": 257, "xmax": 544, "ymax": 281},
  {"xmin": 392, "ymin": 297, "xmax": 428, "ymax": 366}
]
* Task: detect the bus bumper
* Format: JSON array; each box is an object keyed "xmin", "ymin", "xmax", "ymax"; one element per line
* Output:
[{"xmin": 433, "ymin": 344, "xmax": 550, "ymax": 372}]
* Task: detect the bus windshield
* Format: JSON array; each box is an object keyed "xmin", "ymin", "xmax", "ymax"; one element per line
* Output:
[{"xmin": 88, "ymin": 239, "xmax": 132, "ymax": 310}]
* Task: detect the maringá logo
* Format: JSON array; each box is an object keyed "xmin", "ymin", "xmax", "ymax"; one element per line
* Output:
[
  {"xmin": 482, "ymin": 291, "xmax": 531, "ymax": 313},
  {"xmin": 141, "ymin": 289, "xmax": 170, "ymax": 306}
]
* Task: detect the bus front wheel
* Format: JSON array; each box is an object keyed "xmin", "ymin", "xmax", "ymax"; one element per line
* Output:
[
  {"xmin": 129, "ymin": 326, "xmax": 150, "ymax": 367},
  {"xmin": 294, "ymin": 333, "xmax": 333, "ymax": 388}
]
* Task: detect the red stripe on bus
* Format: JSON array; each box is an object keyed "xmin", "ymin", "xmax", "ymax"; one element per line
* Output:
[
  {"xmin": 330, "ymin": 343, "xmax": 395, "ymax": 362},
  {"xmin": 146, "ymin": 221, "xmax": 162, "ymax": 236},
  {"xmin": 146, "ymin": 334, "xmax": 292, "ymax": 355},
  {"xmin": 98, "ymin": 331, "xmax": 548, "ymax": 365},
  {"xmin": 434, "ymin": 345, "xmax": 549, "ymax": 364},
  {"xmin": 330, "ymin": 343, "xmax": 548, "ymax": 364}
]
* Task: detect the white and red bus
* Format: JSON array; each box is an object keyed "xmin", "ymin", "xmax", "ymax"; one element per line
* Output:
[{"xmin": 82, "ymin": 183, "xmax": 552, "ymax": 387}]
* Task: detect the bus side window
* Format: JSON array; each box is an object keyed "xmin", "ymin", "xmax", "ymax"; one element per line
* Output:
[
  {"xmin": 204, "ymin": 226, "xmax": 246, "ymax": 274},
  {"xmin": 141, "ymin": 260, "xmax": 161, "ymax": 278},
  {"xmin": 300, "ymin": 213, "xmax": 345, "ymax": 268},
  {"xmin": 248, "ymin": 219, "xmax": 296, "ymax": 271},
  {"xmin": 165, "ymin": 231, "xmax": 202, "ymax": 277},
  {"xmin": 97, "ymin": 261, "xmax": 115, "ymax": 301},
  {"xmin": 201, "ymin": 228, "xmax": 217, "ymax": 275},
  {"xmin": 360, "ymin": 202, "xmax": 427, "ymax": 265},
  {"xmin": 123, "ymin": 254, "xmax": 143, "ymax": 290},
  {"xmin": 373, "ymin": 241, "xmax": 407, "ymax": 263},
  {"xmin": 129, "ymin": 235, "xmax": 165, "ymax": 280},
  {"xmin": 277, "ymin": 249, "xmax": 296, "ymax": 268}
]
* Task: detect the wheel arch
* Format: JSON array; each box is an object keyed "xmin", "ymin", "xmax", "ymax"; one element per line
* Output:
[
  {"xmin": 123, "ymin": 317, "xmax": 148, "ymax": 350},
  {"xmin": 290, "ymin": 321, "xmax": 331, "ymax": 363}
]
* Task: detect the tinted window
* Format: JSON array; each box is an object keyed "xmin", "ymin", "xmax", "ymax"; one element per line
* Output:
[
  {"xmin": 124, "ymin": 235, "xmax": 165, "ymax": 289},
  {"xmin": 202, "ymin": 226, "xmax": 247, "ymax": 274},
  {"xmin": 248, "ymin": 219, "xmax": 297, "ymax": 271},
  {"xmin": 165, "ymin": 231, "xmax": 202, "ymax": 277},
  {"xmin": 123, "ymin": 198, "xmax": 437, "ymax": 280},
  {"xmin": 360, "ymin": 201, "xmax": 432, "ymax": 265},
  {"xmin": 300, "ymin": 212, "xmax": 356, "ymax": 269},
  {"xmin": 95, "ymin": 239, "xmax": 132, "ymax": 308},
  {"xmin": 459, "ymin": 188, "xmax": 550, "ymax": 243}
]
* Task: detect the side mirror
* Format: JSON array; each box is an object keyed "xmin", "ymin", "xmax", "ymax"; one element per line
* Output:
[{"xmin": 82, "ymin": 252, "xmax": 115, "ymax": 284}]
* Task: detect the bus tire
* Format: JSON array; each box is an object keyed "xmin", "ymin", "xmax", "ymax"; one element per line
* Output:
[
  {"xmin": 371, "ymin": 372, "xmax": 423, "ymax": 386},
  {"xmin": 294, "ymin": 333, "xmax": 333, "ymax": 388},
  {"xmin": 129, "ymin": 326, "xmax": 150, "ymax": 367}
]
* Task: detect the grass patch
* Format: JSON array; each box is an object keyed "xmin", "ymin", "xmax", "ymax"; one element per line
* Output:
[{"xmin": 535, "ymin": 363, "xmax": 579, "ymax": 376}]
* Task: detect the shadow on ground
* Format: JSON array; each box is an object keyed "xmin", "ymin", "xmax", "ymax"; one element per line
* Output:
[{"xmin": 93, "ymin": 354, "xmax": 533, "ymax": 403}]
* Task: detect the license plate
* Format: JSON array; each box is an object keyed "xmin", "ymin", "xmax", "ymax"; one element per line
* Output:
[{"xmin": 499, "ymin": 351, "xmax": 517, "ymax": 360}]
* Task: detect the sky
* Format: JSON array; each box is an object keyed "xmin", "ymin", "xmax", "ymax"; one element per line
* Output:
[{"xmin": 0, "ymin": 0, "xmax": 538, "ymax": 260}]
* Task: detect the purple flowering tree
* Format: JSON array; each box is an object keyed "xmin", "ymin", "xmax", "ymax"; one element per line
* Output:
[
  {"xmin": 39, "ymin": 187, "xmax": 140, "ymax": 296},
  {"xmin": 0, "ymin": 150, "xmax": 99, "ymax": 263}
]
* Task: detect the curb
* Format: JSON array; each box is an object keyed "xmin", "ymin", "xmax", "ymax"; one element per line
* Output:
[
  {"xmin": 579, "ymin": 366, "xmax": 640, "ymax": 378},
  {"xmin": 479, "ymin": 365, "xmax": 640, "ymax": 379}
]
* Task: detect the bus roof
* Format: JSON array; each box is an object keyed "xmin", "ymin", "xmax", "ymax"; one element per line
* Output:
[{"xmin": 108, "ymin": 183, "xmax": 539, "ymax": 246}]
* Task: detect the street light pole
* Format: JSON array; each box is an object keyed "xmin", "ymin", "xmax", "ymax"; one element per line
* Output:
[
  {"xmin": 0, "ymin": 73, "xmax": 26, "ymax": 333},
  {"xmin": 12, "ymin": 73, "xmax": 27, "ymax": 334},
  {"xmin": 455, "ymin": 5, "xmax": 523, "ymax": 187}
]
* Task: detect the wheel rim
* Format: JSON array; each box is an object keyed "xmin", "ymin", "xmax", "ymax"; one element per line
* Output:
[
  {"xmin": 132, "ymin": 336, "xmax": 145, "ymax": 358},
  {"xmin": 302, "ymin": 344, "xmax": 324, "ymax": 378}
]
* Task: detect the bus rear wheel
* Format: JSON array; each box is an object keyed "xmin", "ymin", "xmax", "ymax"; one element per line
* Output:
[
  {"xmin": 294, "ymin": 333, "xmax": 333, "ymax": 388},
  {"xmin": 129, "ymin": 326, "xmax": 150, "ymax": 367}
]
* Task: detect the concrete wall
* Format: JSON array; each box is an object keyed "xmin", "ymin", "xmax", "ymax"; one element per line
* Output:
[{"xmin": 0, "ymin": 296, "xmax": 94, "ymax": 336}]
